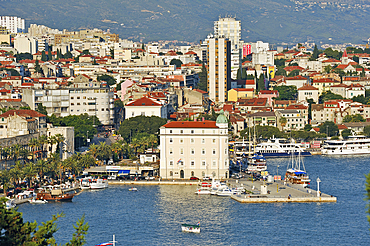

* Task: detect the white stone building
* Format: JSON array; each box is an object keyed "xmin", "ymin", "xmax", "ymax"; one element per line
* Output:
[
  {"xmin": 0, "ymin": 16, "xmax": 25, "ymax": 33},
  {"xmin": 159, "ymin": 112, "xmax": 229, "ymax": 180},
  {"xmin": 124, "ymin": 96, "xmax": 168, "ymax": 119}
]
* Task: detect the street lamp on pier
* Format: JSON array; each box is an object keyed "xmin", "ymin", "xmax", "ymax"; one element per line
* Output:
[{"xmin": 317, "ymin": 177, "xmax": 321, "ymax": 197}]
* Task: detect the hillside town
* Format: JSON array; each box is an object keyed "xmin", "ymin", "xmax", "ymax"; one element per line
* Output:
[{"xmin": 0, "ymin": 15, "xmax": 370, "ymax": 181}]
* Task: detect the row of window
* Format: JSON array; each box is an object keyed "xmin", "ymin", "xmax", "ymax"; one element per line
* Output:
[
  {"xmin": 168, "ymin": 160, "xmax": 228, "ymax": 167},
  {"xmin": 168, "ymin": 129, "xmax": 218, "ymax": 134},
  {"xmin": 169, "ymin": 171, "xmax": 217, "ymax": 177},
  {"xmin": 169, "ymin": 138, "xmax": 219, "ymax": 144},
  {"xmin": 169, "ymin": 148, "xmax": 227, "ymax": 155}
]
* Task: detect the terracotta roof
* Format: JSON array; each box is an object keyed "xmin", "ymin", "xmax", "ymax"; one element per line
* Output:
[
  {"xmin": 232, "ymin": 88, "xmax": 254, "ymax": 92},
  {"xmin": 0, "ymin": 109, "xmax": 46, "ymax": 118},
  {"xmin": 125, "ymin": 97, "xmax": 162, "ymax": 107},
  {"xmin": 285, "ymin": 75, "xmax": 307, "ymax": 80},
  {"xmin": 193, "ymin": 89, "xmax": 208, "ymax": 94},
  {"xmin": 162, "ymin": 121, "xmax": 218, "ymax": 128},
  {"xmin": 298, "ymin": 84, "xmax": 318, "ymax": 90},
  {"xmin": 259, "ymin": 90, "xmax": 278, "ymax": 95},
  {"xmin": 286, "ymin": 104, "xmax": 308, "ymax": 110},
  {"xmin": 337, "ymin": 124, "xmax": 348, "ymax": 130}
]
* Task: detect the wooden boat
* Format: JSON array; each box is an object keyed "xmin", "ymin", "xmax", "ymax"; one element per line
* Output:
[
  {"xmin": 181, "ymin": 223, "xmax": 200, "ymax": 233},
  {"xmin": 36, "ymin": 189, "xmax": 75, "ymax": 202}
]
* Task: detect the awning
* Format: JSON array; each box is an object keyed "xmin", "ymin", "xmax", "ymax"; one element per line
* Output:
[{"xmin": 118, "ymin": 170, "xmax": 130, "ymax": 175}]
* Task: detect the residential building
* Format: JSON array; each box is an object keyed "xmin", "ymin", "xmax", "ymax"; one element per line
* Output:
[
  {"xmin": 22, "ymin": 80, "xmax": 114, "ymax": 125},
  {"xmin": 227, "ymin": 88, "xmax": 254, "ymax": 102},
  {"xmin": 159, "ymin": 112, "xmax": 229, "ymax": 180},
  {"xmin": 298, "ymin": 84, "xmax": 319, "ymax": 103},
  {"xmin": 14, "ymin": 34, "xmax": 38, "ymax": 54},
  {"xmin": 248, "ymin": 111, "xmax": 277, "ymax": 127},
  {"xmin": 47, "ymin": 126, "xmax": 74, "ymax": 160},
  {"xmin": 276, "ymin": 109, "xmax": 307, "ymax": 131},
  {"xmin": 213, "ymin": 17, "xmax": 241, "ymax": 48},
  {"xmin": 312, "ymin": 78, "xmax": 341, "ymax": 94},
  {"xmin": 0, "ymin": 109, "xmax": 46, "ymax": 138},
  {"xmin": 0, "ymin": 16, "xmax": 25, "ymax": 33},
  {"xmin": 235, "ymin": 98, "xmax": 269, "ymax": 113},
  {"xmin": 207, "ymin": 36, "xmax": 231, "ymax": 103},
  {"xmin": 258, "ymin": 90, "xmax": 279, "ymax": 107},
  {"xmin": 124, "ymin": 96, "xmax": 168, "ymax": 119},
  {"xmin": 251, "ymin": 41, "xmax": 274, "ymax": 66}
]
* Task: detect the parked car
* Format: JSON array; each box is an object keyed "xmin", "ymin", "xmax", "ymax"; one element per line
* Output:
[
  {"xmin": 145, "ymin": 176, "xmax": 156, "ymax": 181},
  {"xmin": 202, "ymin": 176, "xmax": 211, "ymax": 181},
  {"xmin": 190, "ymin": 176, "xmax": 199, "ymax": 180}
]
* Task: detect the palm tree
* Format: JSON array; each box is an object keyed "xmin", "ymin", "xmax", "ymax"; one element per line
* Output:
[
  {"xmin": 55, "ymin": 134, "xmax": 65, "ymax": 154},
  {"xmin": 35, "ymin": 159, "xmax": 49, "ymax": 182},
  {"xmin": 2, "ymin": 147, "xmax": 11, "ymax": 169},
  {"xmin": 96, "ymin": 142, "xmax": 112, "ymax": 163},
  {"xmin": 148, "ymin": 134, "xmax": 158, "ymax": 152},
  {"xmin": 28, "ymin": 138, "xmax": 39, "ymax": 163},
  {"xmin": 38, "ymin": 135, "xmax": 48, "ymax": 159},
  {"xmin": 279, "ymin": 117, "xmax": 287, "ymax": 130},
  {"xmin": 11, "ymin": 144, "xmax": 21, "ymax": 163},
  {"xmin": 48, "ymin": 135, "xmax": 57, "ymax": 153},
  {"xmin": 130, "ymin": 138, "xmax": 140, "ymax": 157},
  {"xmin": 88, "ymin": 144, "xmax": 99, "ymax": 160},
  {"xmin": 78, "ymin": 154, "xmax": 95, "ymax": 170},
  {"xmin": 0, "ymin": 170, "xmax": 10, "ymax": 196},
  {"xmin": 22, "ymin": 163, "xmax": 37, "ymax": 188}
]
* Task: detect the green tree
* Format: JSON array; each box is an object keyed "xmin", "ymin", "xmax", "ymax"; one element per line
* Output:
[
  {"xmin": 352, "ymin": 95, "xmax": 368, "ymax": 104},
  {"xmin": 304, "ymin": 124, "xmax": 312, "ymax": 131},
  {"xmin": 257, "ymin": 74, "xmax": 265, "ymax": 92},
  {"xmin": 96, "ymin": 142, "xmax": 112, "ymax": 161},
  {"xmin": 48, "ymin": 48, "xmax": 53, "ymax": 61},
  {"xmin": 110, "ymin": 48, "xmax": 114, "ymax": 59},
  {"xmin": 170, "ymin": 59, "xmax": 183, "ymax": 68},
  {"xmin": 114, "ymin": 99, "xmax": 124, "ymax": 108},
  {"xmin": 196, "ymin": 63, "xmax": 207, "ymax": 92},
  {"xmin": 274, "ymin": 85, "xmax": 297, "ymax": 100},
  {"xmin": 118, "ymin": 116, "xmax": 167, "ymax": 143},
  {"xmin": 341, "ymin": 128, "xmax": 352, "ymax": 138},
  {"xmin": 41, "ymin": 50, "xmax": 47, "ymax": 62},
  {"xmin": 274, "ymin": 58, "xmax": 286, "ymax": 67},
  {"xmin": 65, "ymin": 215, "xmax": 89, "ymax": 246},
  {"xmin": 34, "ymin": 59, "xmax": 42, "ymax": 74},
  {"xmin": 319, "ymin": 91, "xmax": 343, "ymax": 103},
  {"xmin": 364, "ymin": 125, "xmax": 370, "ymax": 137},
  {"xmin": 319, "ymin": 121, "xmax": 339, "ymax": 137},
  {"xmin": 311, "ymin": 44, "xmax": 319, "ymax": 60},
  {"xmin": 36, "ymin": 103, "xmax": 48, "ymax": 116},
  {"xmin": 15, "ymin": 52, "xmax": 33, "ymax": 62},
  {"xmin": 97, "ymin": 74, "xmax": 116, "ymax": 86},
  {"xmin": 324, "ymin": 65, "xmax": 332, "ymax": 74},
  {"xmin": 343, "ymin": 114, "xmax": 366, "ymax": 123}
]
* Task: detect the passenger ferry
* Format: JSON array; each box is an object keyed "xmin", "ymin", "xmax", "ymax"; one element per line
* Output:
[
  {"xmin": 321, "ymin": 135, "xmax": 370, "ymax": 155},
  {"xmin": 255, "ymin": 138, "xmax": 311, "ymax": 157}
]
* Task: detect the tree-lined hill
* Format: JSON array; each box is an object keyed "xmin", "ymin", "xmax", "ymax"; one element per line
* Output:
[{"xmin": 1, "ymin": 0, "xmax": 370, "ymax": 44}]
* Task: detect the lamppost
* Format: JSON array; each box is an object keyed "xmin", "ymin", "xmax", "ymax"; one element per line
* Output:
[
  {"xmin": 87, "ymin": 131, "xmax": 89, "ymax": 147},
  {"xmin": 317, "ymin": 177, "xmax": 321, "ymax": 197},
  {"xmin": 277, "ymin": 165, "xmax": 280, "ymax": 177}
]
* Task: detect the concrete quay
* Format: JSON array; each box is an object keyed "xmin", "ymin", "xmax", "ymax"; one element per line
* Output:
[
  {"xmin": 108, "ymin": 180, "xmax": 201, "ymax": 186},
  {"xmin": 228, "ymin": 179, "xmax": 336, "ymax": 203}
]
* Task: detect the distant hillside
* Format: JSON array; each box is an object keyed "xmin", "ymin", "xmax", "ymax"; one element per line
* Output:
[{"xmin": 1, "ymin": 0, "xmax": 370, "ymax": 44}]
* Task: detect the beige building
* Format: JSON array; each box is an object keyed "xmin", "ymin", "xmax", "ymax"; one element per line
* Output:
[
  {"xmin": 47, "ymin": 126, "xmax": 74, "ymax": 160},
  {"xmin": 207, "ymin": 36, "xmax": 231, "ymax": 103},
  {"xmin": 228, "ymin": 88, "xmax": 254, "ymax": 102},
  {"xmin": 159, "ymin": 112, "xmax": 229, "ymax": 180},
  {"xmin": 298, "ymin": 84, "xmax": 319, "ymax": 103}
]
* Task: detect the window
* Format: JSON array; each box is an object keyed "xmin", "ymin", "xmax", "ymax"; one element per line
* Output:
[
  {"xmin": 180, "ymin": 138, "xmax": 183, "ymax": 143},
  {"xmin": 202, "ymin": 171, "xmax": 205, "ymax": 177},
  {"xmin": 169, "ymin": 138, "xmax": 173, "ymax": 143},
  {"xmin": 191, "ymin": 171, "xmax": 194, "ymax": 176},
  {"xmin": 169, "ymin": 161, "xmax": 173, "ymax": 166},
  {"xmin": 213, "ymin": 160, "xmax": 216, "ymax": 166},
  {"xmin": 202, "ymin": 139, "xmax": 205, "ymax": 144},
  {"xmin": 71, "ymin": 97, "xmax": 74, "ymax": 99},
  {"xmin": 212, "ymin": 149, "xmax": 216, "ymax": 155},
  {"xmin": 202, "ymin": 161, "xmax": 206, "ymax": 166},
  {"xmin": 180, "ymin": 130, "xmax": 183, "ymax": 133},
  {"xmin": 213, "ymin": 139, "xmax": 216, "ymax": 143},
  {"xmin": 132, "ymin": 112, "xmax": 134, "ymax": 116},
  {"xmin": 169, "ymin": 130, "xmax": 172, "ymax": 133},
  {"xmin": 191, "ymin": 149, "xmax": 195, "ymax": 155},
  {"xmin": 180, "ymin": 148, "xmax": 184, "ymax": 155},
  {"xmin": 202, "ymin": 130, "xmax": 205, "ymax": 134},
  {"xmin": 141, "ymin": 112, "xmax": 145, "ymax": 116},
  {"xmin": 169, "ymin": 148, "xmax": 173, "ymax": 155},
  {"xmin": 170, "ymin": 171, "xmax": 173, "ymax": 176},
  {"xmin": 202, "ymin": 149, "xmax": 205, "ymax": 155},
  {"xmin": 191, "ymin": 138, "xmax": 194, "ymax": 143},
  {"xmin": 191, "ymin": 161, "xmax": 194, "ymax": 166},
  {"xmin": 191, "ymin": 130, "xmax": 194, "ymax": 134}
]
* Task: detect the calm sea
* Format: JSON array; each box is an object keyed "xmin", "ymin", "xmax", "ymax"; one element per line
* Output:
[{"xmin": 18, "ymin": 155, "xmax": 370, "ymax": 245}]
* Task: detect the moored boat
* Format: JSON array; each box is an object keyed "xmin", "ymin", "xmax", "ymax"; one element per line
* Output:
[
  {"xmin": 195, "ymin": 186, "xmax": 211, "ymax": 195},
  {"xmin": 181, "ymin": 223, "xmax": 200, "ymax": 233},
  {"xmin": 5, "ymin": 199, "xmax": 16, "ymax": 209},
  {"xmin": 321, "ymin": 135, "xmax": 370, "ymax": 155},
  {"xmin": 36, "ymin": 189, "xmax": 75, "ymax": 202},
  {"xmin": 285, "ymin": 152, "xmax": 310, "ymax": 188},
  {"xmin": 90, "ymin": 178, "xmax": 109, "ymax": 189},
  {"xmin": 29, "ymin": 198, "xmax": 48, "ymax": 204},
  {"xmin": 255, "ymin": 138, "xmax": 311, "ymax": 157}
]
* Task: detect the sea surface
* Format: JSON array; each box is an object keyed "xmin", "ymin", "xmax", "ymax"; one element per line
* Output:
[{"xmin": 18, "ymin": 155, "xmax": 370, "ymax": 245}]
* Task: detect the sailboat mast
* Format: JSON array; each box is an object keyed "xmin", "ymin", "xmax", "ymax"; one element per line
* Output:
[
  {"xmin": 253, "ymin": 117, "xmax": 256, "ymax": 154},
  {"xmin": 248, "ymin": 118, "xmax": 251, "ymax": 157}
]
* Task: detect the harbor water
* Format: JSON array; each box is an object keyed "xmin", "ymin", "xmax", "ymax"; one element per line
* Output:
[{"xmin": 18, "ymin": 155, "xmax": 370, "ymax": 245}]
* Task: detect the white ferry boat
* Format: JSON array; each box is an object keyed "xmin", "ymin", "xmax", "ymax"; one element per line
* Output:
[
  {"xmin": 321, "ymin": 135, "xmax": 370, "ymax": 155},
  {"xmin": 255, "ymin": 138, "xmax": 311, "ymax": 157}
]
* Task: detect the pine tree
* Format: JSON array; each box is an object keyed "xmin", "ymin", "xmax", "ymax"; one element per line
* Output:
[
  {"xmin": 41, "ymin": 51, "xmax": 47, "ymax": 61},
  {"xmin": 312, "ymin": 44, "xmax": 319, "ymax": 60},
  {"xmin": 48, "ymin": 48, "xmax": 53, "ymax": 61},
  {"xmin": 257, "ymin": 74, "xmax": 265, "ymax": 92},
  {"xmin": 34, "ymin": 59, "xmax": 41, "ymax": 74}
]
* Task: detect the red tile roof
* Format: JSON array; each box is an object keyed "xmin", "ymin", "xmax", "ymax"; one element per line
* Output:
[
  {"xmin": 0, "ymin": 109, "xmax": 46, "ymax": 118},
  {"xmin": 298, "ymin": 84, "xmax": 318, "ymax": 90},
  {"xmin": 125, "ymin": 97, "xmax": 162, "ymax": 107},
  {"xmin": 259, "ymin": 90, "xmax": 278, "ymax": 94},
  {"xmin": 162, "ymin": 121, "xmax": 218, "ymax": 128},
  {"xmin": 232, "ymin": 88, "xmax": 254, "ymax": 92}
]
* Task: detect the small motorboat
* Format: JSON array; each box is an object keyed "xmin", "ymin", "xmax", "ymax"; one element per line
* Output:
[
  {"xmin": 29, "ymin": 198, "xmax": 48, "ymax": 204},
  {"xmin": 181, "ymin": 222, "xmax": 200, "ymax": 233},
  {"xmin": 129, "ymin": 187, "xmax": 138, "ymax": 191},
  {"xmin": 195, "ymin": 186, "xmax": 211, "ymax": 195},
  {"xmin": 5, "ymin": 199, "xmax": 16, "ymax": 210}
]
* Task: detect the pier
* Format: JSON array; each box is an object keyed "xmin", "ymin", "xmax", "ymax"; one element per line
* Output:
[{"xmin": 229, "ymin": 179, "xmax": 336, "ymax": 203}]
